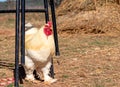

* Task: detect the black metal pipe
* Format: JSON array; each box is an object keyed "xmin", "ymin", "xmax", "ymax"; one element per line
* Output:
[
  {"xmin": 50, "ymin": 57, "xmax": 55, "ymax": 78},
  {"xmin": 44, "ymin": 0, "xmax": 55, "ymax": 78},
  {"xmin": 44, "ymin": 0, "xmax": 49, "ymax": 23},
  {"xmin": 15, "ymin": 0, "xmax": 20, "ymax": 86},
  {"xmin": 0, "ymin": 9, "xmax": 46, "ymax": 13},
  {"xmin": 50, "ymin": 0, "xmax": 60, "ymax": 56},
  {"xmin": 21, "ymin": 0, "xmax": 25, "ymax": 65}
]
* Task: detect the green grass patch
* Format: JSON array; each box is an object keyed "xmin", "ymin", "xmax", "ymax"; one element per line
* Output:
[
  {"xmin": 62, "ymin": 74, "xmax": 69, "ymax": 79},
  {"xmin": 89, "ymin": 39, "xmax": 114, "ymax": 47},
  {"xmin": 7, "ymin": 84, "xmax": 23, "ymax": 87}
]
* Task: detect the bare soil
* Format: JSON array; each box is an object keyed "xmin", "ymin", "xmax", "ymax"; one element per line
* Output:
[{"xmin": 0, "ymin": 29, "xmax": 120, "ymax": 87}]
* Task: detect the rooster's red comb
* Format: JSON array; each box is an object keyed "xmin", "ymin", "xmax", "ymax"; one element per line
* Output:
[{"xmin": 45, "ymin": 21, "xmax": 52, "ymax": 28}]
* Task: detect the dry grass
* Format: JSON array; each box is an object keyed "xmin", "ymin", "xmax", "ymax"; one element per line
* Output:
[{"xmin": 56, "ymin": 2, "xmax": 120, "ymax": 35}]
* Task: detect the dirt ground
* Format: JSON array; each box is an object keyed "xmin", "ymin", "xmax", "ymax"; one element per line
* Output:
[
  {"xmin": 0, "ymin": 1, "xmax": 120, "ymax": 87},
  {"xmin": 0, "ymin": 29, "xmax": 120, "ymax": 87}
]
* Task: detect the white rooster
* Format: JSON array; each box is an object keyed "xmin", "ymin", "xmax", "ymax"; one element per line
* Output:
[{"xmin": 24, "ymin": 21, "xmax": 57, "ymax": 84}]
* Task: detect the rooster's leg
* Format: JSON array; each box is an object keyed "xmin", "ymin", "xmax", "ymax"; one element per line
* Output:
[
  {"xmin": 42, "ymin": 61, "xmax": 57, "ymax": 84},
  {"xmin": 24, "ymin": 56, "xmax": 35, "ymax": 81}
]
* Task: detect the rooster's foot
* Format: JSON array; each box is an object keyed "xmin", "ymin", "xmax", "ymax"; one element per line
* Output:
[{"xmin": 44, "ymin": 78, "xmax": 57, "ymax": 84}]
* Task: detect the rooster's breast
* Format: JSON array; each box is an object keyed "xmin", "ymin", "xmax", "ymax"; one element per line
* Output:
[{"xmin": 26, "ymin": 47, "xmax": 51, "ymax": 62}]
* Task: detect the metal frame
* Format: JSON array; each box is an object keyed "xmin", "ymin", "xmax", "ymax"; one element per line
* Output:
[
  {"xmin": 15, "ymin": 0, "xmax": 20, "ymax": 86},
  {"xmin": 0, "ymin": 0, "xmax": 60, "ymax": 87},
  {"xmin": 21, "ymin": 0, "xmax": 25, "ymax": 65}
]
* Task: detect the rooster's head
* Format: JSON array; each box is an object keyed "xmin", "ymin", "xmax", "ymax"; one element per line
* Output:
[{"xmin": 44, "ymin": 21, "xmax": 52, "ymax": 36}]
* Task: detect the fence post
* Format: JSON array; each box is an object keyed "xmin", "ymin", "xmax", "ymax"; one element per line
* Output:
[
  {"xmin": 15, "ymin": 0, "xmax": 20, "ymax": 86},
  {"xmin": 21, "ymin": 0, "xmax": 25, "ymax": 65},
  {"xmin": 49, "ymin": 0, "xmax": 60, "ymax": 78},
  {"xmin": 44, "ymin": 0, "xmax": 49, "ymax": 22},
  {"xmin": 50, "ymin": 0, "xmax": 60, "ymax": 56}
]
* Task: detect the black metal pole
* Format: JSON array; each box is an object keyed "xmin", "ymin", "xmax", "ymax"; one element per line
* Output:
[
  {"xmin": 50, "ymin": 57, "xmax": 55, "ymax": 78},
  {"xmin": 0, "ymin": 9, "xmax": 46, "ymax": 13},
  {"xmin": 44, "ymin": 0, "xmax": 49, "ymax": 23},
  {"xmin": 50, "ymin": 0, "xmax": 60, "ymax": 56},
  {"xmin": 49, "ymin": 0, "xmax": 60, "ymax": 78},
  {"xmin": 15, "ymin": 0, "xmax": 20, "ymax": 86},
  {"xmin": 44, "ymin": 0, "xmax": 55, "ymax": 78},
  {"xmin": 21, "ymin": 0, "xmax": 25, "ymax": 65}
]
